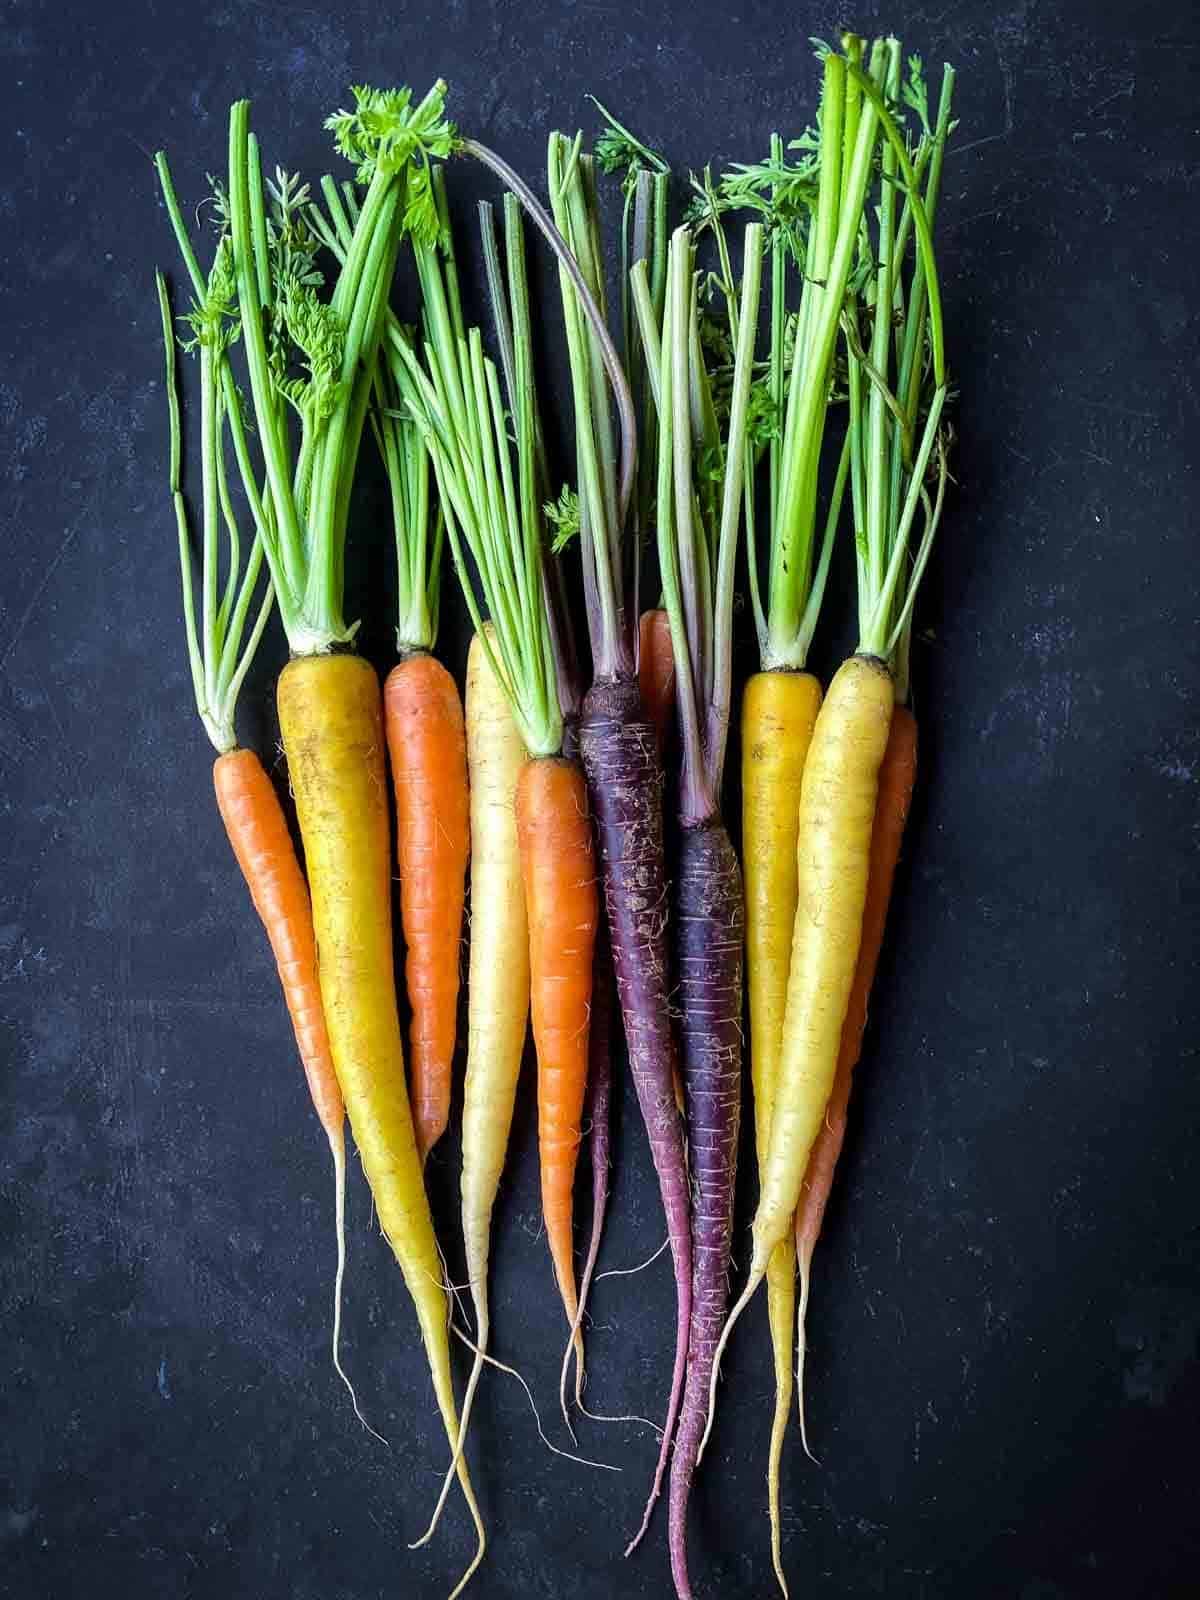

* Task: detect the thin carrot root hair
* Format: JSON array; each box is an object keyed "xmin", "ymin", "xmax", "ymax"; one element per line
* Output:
[
  {"xmin": 698, "ymin": 1259, "xmax": 767, "ymax": 1468},
  {"xmin": 597, "ymin": 1238, "xmax": 670, "ymax": 1281},
  {"xmin": 328, "ymin": 1122, "xmax": 390, "ymax": 1448},
  {"xmin": 416, "ymin": 1320, "xmax": 620, "ymax": 1551}
]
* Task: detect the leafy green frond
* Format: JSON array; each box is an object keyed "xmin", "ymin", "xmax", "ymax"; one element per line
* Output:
[
  {"xmin": 181, "ymin": 235, "xmax": 240, "ymax": 355},
  {"xmin": 278, "ymin": 284, "xmax": 345, "ymax": 421},
  {"xmin": 590, "ymin": 97, "xmax": 668, "ymax": 193},
  {"xmin": 543, "ymin": 484, "xmax": 581, "ymax": 553},
  {"xmin": 325, "ymin": 83, "xmax": 456, "ymax": 179},
  {"xmin": 901, "ymin": 53, "xmax": 931, "ymax": 137},
  {"xmin": 710, "ymin": 149, "xmax": 820, "ymax": 263}
]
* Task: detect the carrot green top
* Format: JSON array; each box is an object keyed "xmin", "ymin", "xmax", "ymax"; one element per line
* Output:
[
  {"xmin": 389, "ymin": 193, "xmax": 564, "ymax": 760},
  {"xmin": 842, "ymin": 48, "xmax": 955, "ymax": 698},
  {"xmin": 305, "ymin": 174, "xmax": 448, "ymax": 659},
  {"xmin": 156, "ymin": 83, "xmax": 455, "ymax": 660},
  {"xmin": 155, "ymin": 267, "xmax": 273, "ymax": 754},
  {"xmin": 632, "ymin": 221, "xmax": 765, "ymax": 826},
  {"xmin": 546, "ymin": 132, "xmax": 639, "ymax": 684}
]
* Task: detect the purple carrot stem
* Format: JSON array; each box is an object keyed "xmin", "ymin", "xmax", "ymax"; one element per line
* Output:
[
  {"xmin": 667, "ymin": 817, "xmax": 744, "ymax": 1600},
  {"xmin": 580, "ymin": 674, "xmax": 693, "ymax": 1554}
]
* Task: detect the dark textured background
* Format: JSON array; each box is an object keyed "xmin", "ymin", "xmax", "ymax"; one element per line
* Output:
[{"xmin": 3, "ymin": 1, "xmax": 1198, "ymax": 1595}]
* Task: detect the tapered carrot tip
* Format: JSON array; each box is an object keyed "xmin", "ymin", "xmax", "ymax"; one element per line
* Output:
[{"xmin": 383, "ymin": 652, "xmax": 470, "ymax": 1166}]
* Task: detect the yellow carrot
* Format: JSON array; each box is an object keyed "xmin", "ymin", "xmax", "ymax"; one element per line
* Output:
[
  {"xmin": 704, "ymin": 655, "xmax": 894, "ymax": 1454},
  {"xmin": 741, "ymin": 668, "xmax": 822, "ymax": 1589},
  {"xmin": 418, "ymin": 628, "xmax": 530, "ymax": 1541},
  {"xmin": 278, "ymin": 654, "xmax": 484, "ymax": 1594}
]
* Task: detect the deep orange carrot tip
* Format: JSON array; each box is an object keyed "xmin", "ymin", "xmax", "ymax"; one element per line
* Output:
[
  {"xmin": 212, "ymin": 747, "xmax": 343, "ymax": 1140},
  {"xmin": 515, "ymin": 755, "xmax": 600, "ymax": 1352},
  {"xmin": 384, "ymin": 652, "xmax": 470, "ymax": 1167}
]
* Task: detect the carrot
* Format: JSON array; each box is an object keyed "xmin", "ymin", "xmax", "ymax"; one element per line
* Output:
[
  {"xmin": 392, "ymin": 192, "xmax": 599, "ymax": 1448},
  {"xmin": 794, "ymin": 705, "xmax": 917, "ymax": 1426},
  {"xmin": 517, "ymin": 754, "xmax": 600, "ymax": 1325},
  {"xmin": 279, "ymin": 656, "xmax": 481, "ymax": 1539},
  {"xmin": 741, "ymin": 668, "xmax": 821, "ymax": 1572},
  {"xmin": 639, "ymin": 606, "xmax": 675, "ymax": 750},
  {"xmin": 308, "ymin": 171, "xmax": 470, "ymax": 1170},
  {"xmin": 632, "ymin": 218, "xmax": 762, "ymax": 1599},
  {"xmin": 159, "ymin": 87, "xmax": 485, "ymax": 1595},
  {"xmin": 704, "ymin": 49, "xmax": 956, "ymax": 1555},
  {"xmin": 213, "ymin": 751, "xmax": 342, "ymax": 1138},
  {"xmin": 153, "ymin": 264, "xmax": 373, "ymax": 1427},
  {"xmin": 689, "ymin": 44, "xmax": 884, "ymax": 1581},
  {"xmin": 548, "ymin": 130, "xmax": 694, "ymax": 1546},
  {"xmin": 384, "ymin": 654, "xmax": 469, "ymax": 1164},
  {"xmin": 459, "ymin": 627, "xmax": 530, "ymax": 1402},
  {"xmin": 783, "ymin": 46, "xmax": 956, "ymax": 1458}
]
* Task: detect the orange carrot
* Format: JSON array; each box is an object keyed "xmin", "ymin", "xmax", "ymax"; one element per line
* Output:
[
  {"xmin": 384, "ymin": 652, "xmax": 470, "ymax": 1166},
  {"xmin": 515, "ymin": 755, "xmax": 600, "ymax": 1355},
  {"xmin": 638, "ymin": 606, "xmax": 676, "ymax": 752},
  {"xmin": 213, "ymin": 749, "xmax": 343, "ymax": 1139},
  {"xmin": 794, "ymin": 704, "xmax": 917, "ymax": 1432},
  {"xmin": 213, "ymin": 746, "xmax": 377, "ymax": 1430}
]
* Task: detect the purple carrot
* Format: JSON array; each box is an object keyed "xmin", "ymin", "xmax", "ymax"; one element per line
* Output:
[
  {"xmin": 667, "ymin": 818, "xmax": 744, "ymax": 1598},
  {"xmin": 632, "ymin": 210, "xmax": 764, "ymax": 1594},
  {"xmin": 581, "ymin": 677, "xmax": 694, "ymax": 1547},
  {"xmin": 532, "ymin": 124, "xmax": 695, "ymax": 1549}
]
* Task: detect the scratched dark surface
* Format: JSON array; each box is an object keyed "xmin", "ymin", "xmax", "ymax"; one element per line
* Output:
[{"xmin": 2, "ymin": 0, "xmax": 1198, "ymax": 1595}]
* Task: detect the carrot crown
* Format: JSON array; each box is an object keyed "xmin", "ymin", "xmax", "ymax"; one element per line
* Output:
[
  {"xmin": 633, "ymin": 223, "xmax": 764, "ymax": 824},
  {"xmin": 156, "ymin": 83, "xmax": 454, "ymax": 659},
  {"xmin": 844, "ymin": 52, "xmax": 955, "ymax": 696}
]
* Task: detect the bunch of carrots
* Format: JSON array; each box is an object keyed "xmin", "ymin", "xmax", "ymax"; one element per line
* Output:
[{"xmin": 152, "ymin": 33, "xmax": 957, "ymax": 1598}]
